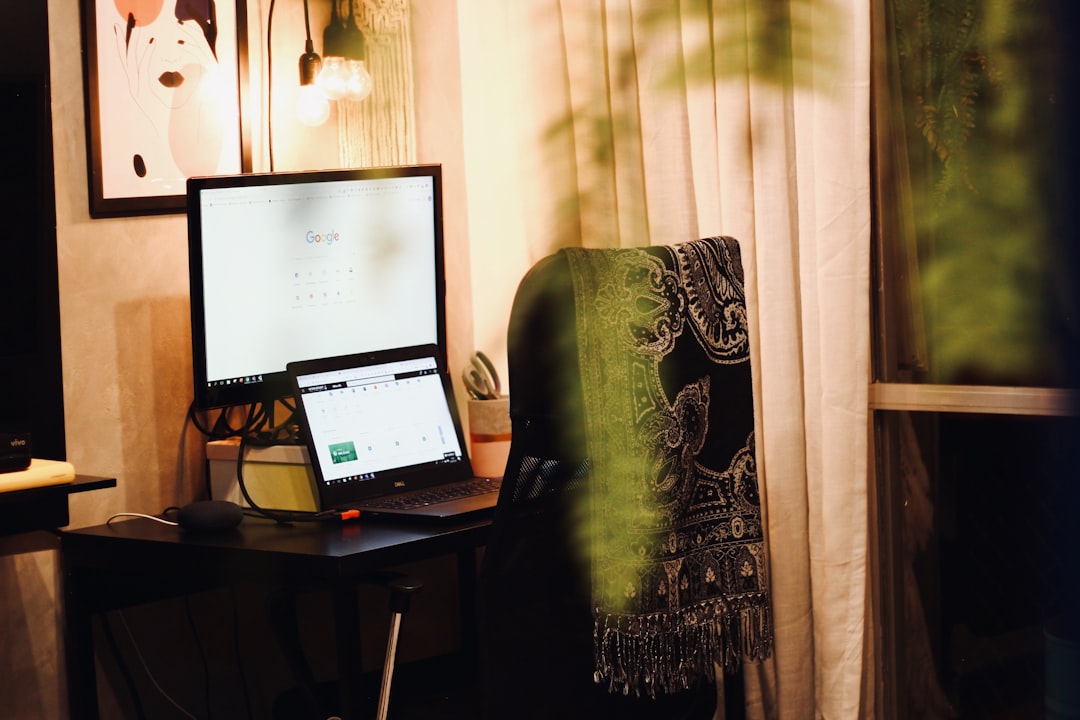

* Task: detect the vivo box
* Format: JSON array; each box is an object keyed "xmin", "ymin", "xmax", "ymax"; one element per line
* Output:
[{"xmin": 206, "ymin": 439, "xmax": 317, "ymax": 512}]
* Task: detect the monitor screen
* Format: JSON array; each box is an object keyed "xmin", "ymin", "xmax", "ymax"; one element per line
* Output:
[{"xmin": 186, "ymin": 164, "xmax": 445, "ymax": 412}]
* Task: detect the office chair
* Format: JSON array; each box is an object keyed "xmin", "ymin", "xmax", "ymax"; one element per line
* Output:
[{"xmin": 480, "ymin": 237, "xmax": 772, "ymax": 719}]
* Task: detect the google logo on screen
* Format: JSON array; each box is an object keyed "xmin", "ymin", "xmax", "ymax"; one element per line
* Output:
[{"xmin": 306, "ymin": 230, "xmax": 341, "ymax": 246}]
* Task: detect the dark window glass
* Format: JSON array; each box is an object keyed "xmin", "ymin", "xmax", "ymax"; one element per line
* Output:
[{"xmin": 877, "ymin": 410, "xmax": 1079, "ymax": 718}]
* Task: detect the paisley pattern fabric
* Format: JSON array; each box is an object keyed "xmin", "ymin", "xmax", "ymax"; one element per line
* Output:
[{"xmin": 563, "ymin": 236, "xmax": 772, "ymax": 697}]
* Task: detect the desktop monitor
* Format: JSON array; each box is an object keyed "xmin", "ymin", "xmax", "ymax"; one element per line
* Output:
[{"xmin": 186, "ymin": 164, "xmax": 446, "ymax": 413}]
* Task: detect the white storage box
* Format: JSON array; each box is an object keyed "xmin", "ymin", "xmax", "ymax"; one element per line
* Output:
[{"xmin": 206, "ymin": 439, "xmax": 317, "ymax": 511}]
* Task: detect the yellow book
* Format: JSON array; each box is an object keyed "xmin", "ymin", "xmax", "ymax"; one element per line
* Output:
[{"xmin": 0, "ymin": 459, "xmax": 76, "ymax": 493}]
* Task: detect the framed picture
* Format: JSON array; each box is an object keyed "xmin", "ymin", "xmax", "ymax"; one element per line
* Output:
[{"xmin": 81, "ymin": 0, "xmax": 251, "ymax": 217}]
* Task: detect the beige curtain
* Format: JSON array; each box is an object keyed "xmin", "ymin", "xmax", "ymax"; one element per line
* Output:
[{"xmin": 452, "ymin": 0, "xmax": 872, "ymax": 716}]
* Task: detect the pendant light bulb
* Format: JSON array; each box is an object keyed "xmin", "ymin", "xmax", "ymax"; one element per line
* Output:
[
  {"xmin": 297, "ymin": 83, "xmax": 330, "ymax": 126},
  {"xmin": 297, "ymin": 47, "xmax": 329, "ymax": 126},
  {"xmin": 345, "ymin": 59, "xmax": 373, "ymax": 101},
  {"xmin": 318, "ymin": 56, "xmax": 348, "ymax": 101}
]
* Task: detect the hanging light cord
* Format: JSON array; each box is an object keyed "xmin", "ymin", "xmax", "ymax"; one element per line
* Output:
[
  {"xmin": 302, "ymin": 0, "xmax": 315, "ymax": 53},
  {"xmin": 266, "ymin": 0, "xmax": 276, "ymax": 171}
]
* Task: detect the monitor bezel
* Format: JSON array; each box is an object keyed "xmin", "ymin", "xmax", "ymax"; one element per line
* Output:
[{"xmin": 186, "ymin": 164, "xmax": 446, "ymax": 412}]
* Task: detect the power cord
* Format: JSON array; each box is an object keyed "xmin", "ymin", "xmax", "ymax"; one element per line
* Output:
[
  {"xmin": 106, "ymin": 512, "xmax": 179, "ymax": 527},
  {"xmin": 229, "ymin": 585, "xmax": 256, "ymax": 720},
  {"xmin": 188, "ymin": 398, "xmax": 306, "ymax": 444},
  {"xmin": 182, "ymin": 595, "xmax": 214, "ymax": 720},
  {"xmin": 117, "ymin": 610, "xmax": 200, "ymax": 720},
  {"xmin": 171, "ymin": 392, "xmax": 362, "ymax": 524},
  {"xmin": 100, "ymin": 612, "xmax": 148, "ymax": 720},
  {"xmin": 267, "ymin": 0, "xmax": 277, "ymax": 171},
  {"xmin": 108, "ymin": 411, "xmax": 355, "ymax": 526},
  {"xmin": 187, "ymin": 401, "xmax": 261, "ymax": 441},
  {"xmin": 234, "ymin": 432, "xmax": 359, "ymax": 524},
  {"xmin": 100, "ymin": 534, "xmax": 256, "ymax": 720}
]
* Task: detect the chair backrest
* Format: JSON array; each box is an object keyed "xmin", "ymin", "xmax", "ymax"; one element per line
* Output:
[{"xmin": 480, "ymin": 238, "xmax": 770, "ymax": 719}]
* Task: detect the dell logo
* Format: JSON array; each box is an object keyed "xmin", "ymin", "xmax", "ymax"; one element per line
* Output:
[{"xmin": 393, "ymin": 481, "xmax": 406, "ymax": 488}]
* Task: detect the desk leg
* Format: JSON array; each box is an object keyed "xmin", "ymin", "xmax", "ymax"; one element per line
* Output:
[
  {"xmin": 61, "ymin": 556, "xmax": 100, "ymax": 720},
  {"xmin": 333, "ymin": 582, "xmax": 365, "ymax": 720},
  {"xmin": 457, "ymin": 548, "xmax": 478, "ymax": 667}
]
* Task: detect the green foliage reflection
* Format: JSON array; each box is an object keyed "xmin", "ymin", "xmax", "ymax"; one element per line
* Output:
[{"xmin": 893, "ymin": 0, "xmax": 1067, "ymax": 384}]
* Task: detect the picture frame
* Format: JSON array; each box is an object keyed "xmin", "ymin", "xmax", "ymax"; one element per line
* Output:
[{"xmin": 80, "ymin": 0, "xmax": 251, "ymax": 218}]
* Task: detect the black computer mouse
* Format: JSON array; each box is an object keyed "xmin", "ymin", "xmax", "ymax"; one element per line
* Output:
[{"xmin": 176, "ymin": 500, "xmax": 244, "ymax": 533}]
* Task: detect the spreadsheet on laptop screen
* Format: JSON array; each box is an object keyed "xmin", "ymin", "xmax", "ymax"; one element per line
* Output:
[{"xmin": 294, "ymin": 356, "xmax": 466, "ymax": 485}]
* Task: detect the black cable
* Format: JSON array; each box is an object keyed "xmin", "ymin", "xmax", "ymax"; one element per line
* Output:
[
  {"xmin": 187, "ymin": 401, "xmax": 260, "ymax": 441},
  {"xmin": 267, "ymin": 586, "xmax": 326, "ymax": 717},
  {"xmin": 100, "ymin": 613, "xmax": 148, "ymax": 720},
  {"xmin": 234, "ymin": 432, "xmax": 347, "ymax": 524},
  {"xmin": 187, "ymin": 399, "xmax": 296, "ymax": 443},
  {"xmin": 229, "ymin": 585, "xmax": 256, "ymax": 720},
  {"xmin": 267, "ymin": 0, "xmax": 275, "ymax": 171},
  {"xmin": 302, "ymin": 0, "xmax": 314, "ymax": 46},
  {"xmin": 186, "ymin": 396, "xmax": 348, "ymax": 523},
  {"xmin": 186, "ymin": 402, "xmax": 216, "ymax": 437},
  {"xmin": 117, "ymin": 612, "xmax": 199, "ymax": 719},
  {"xmin": 240, "ymin": 399, "xmax": 303, "ymax": 446},
  {"xmin": 183, "ymin": 595, "xmax": 214, "ymax": 720}
]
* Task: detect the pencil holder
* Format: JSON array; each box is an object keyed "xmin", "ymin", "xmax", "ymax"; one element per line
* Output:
[{"xmin": 467, "ymin": 396, "xmax": 511, "ymax": 479}]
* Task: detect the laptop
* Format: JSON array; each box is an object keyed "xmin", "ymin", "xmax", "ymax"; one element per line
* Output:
[{"xmin": 287, "ymin": 345, "xmax": 501, "ymax": 519}]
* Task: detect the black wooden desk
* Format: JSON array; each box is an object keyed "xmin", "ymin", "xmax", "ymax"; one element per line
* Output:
[{"xmin": 60, "ymin": 512, "xmax": 490, "ymax": 720}]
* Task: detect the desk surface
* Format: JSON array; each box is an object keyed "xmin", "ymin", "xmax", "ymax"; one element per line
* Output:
[{"xmin": 63, "ymin": 512, "xmax": 490, "ymax": 585}]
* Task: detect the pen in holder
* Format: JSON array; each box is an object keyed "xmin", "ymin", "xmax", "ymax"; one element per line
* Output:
[{"xmin": 467, "ymin": 395, "xmax": 511, "ymax": 479}]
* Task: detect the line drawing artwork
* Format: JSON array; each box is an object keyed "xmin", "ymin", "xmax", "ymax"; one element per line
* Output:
[{"xmin": 94, "ymin": 0, "xmax": 241, "ymax": 203}]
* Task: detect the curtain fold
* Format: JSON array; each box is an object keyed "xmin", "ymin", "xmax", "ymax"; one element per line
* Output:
[{"xmin": 451, "ymin": 1, "xmax": 872, "ymax": 715}]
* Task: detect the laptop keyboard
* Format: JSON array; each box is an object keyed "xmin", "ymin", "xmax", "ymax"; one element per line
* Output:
[{"xmin": 364, "ymin": 477, "xmax": 502, "ymax": 510}]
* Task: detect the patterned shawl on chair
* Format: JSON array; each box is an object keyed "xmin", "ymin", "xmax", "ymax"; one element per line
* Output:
[{"xmin": 563, "ymin": 236, "xmax": 772, "ymax": 697}]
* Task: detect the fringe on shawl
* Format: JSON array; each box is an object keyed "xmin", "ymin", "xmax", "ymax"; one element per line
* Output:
[{"xmin": 594, "ymin": 594, "xmax": 773, "ymax": 697}]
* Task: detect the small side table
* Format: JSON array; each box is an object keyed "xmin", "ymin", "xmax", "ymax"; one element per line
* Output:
[{"xmin": 0, "ymin": 475, "xmax": 116, "ymax": 538}]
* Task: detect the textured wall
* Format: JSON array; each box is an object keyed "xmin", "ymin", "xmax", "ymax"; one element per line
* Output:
[{"xmin": 0, "ymin": 1, "xmax": 474, "ymax": 717}]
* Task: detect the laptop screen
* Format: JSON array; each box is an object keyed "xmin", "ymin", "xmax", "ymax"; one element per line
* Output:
[{"xmin": 290, "ymin": 347, "xmax": 472, "ymax": 508}]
